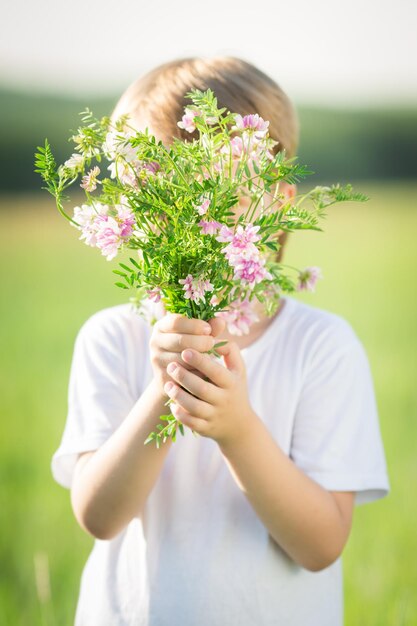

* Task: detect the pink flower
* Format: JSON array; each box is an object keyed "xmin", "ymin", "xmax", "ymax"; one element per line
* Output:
[
  {"xmin": 195, "ymin": 197, "xmax": 210, "ymax": 215},
  {"xmin": 214, "ymin": 223, "xmax": 273, "ymax": 285},
  {"xmin": 116, "ymin": 204, "xmax": 135, "ymax": 238},
  {"xmin": 146, "ymin": 287, "xmax": 162, "ymax": 303},
  {"xmin": 215, "ymin": 224, "xmax": 234, "ymax": 243},
  {"xmin": 179, "ymin": 274, "xmax": 214, "ymax": 304},
  {"xmin": 177, "ymin": 108, "xmax": 201, "ymax": 133},
  {"xmin": 80, "ymin": 166, "xmax": 100, "ymax": 192},
  {"xmin": 143, "ymin": 161, "xmax": 160, "ymax": 175},
  {"xmin": 73, "ymin": 202, "xmax": 109, "ymax": 246},
  {"xmin": 216, "ymin": 223, "xmax": 260, "ymax": 246},
  {"xmin": 215, "ymin": 297, "xmax": 259, "ymax": 336},
  {"xmin": 296, "ymin": 266, "xmax": 323, "ymax": 292},
  {"xmin": 95, "ymin": 216, "xmax": 123, "ymax": 261},
  {"xmin": 222, "ymin": 130, "xmax": 276, "ymax": 165},
  {"xmin": 233, "ymin": 114, "xmax": 270, "ymax": 138},
  {"xmin": 221, "ymin": 134, "xmax": 264, "ymax": 162},
  {"xmin": 73, "ymin": 201, "xmax": 135, "ymax": 260},
  {"xmin": 216, "ymin": 223, "xmax": 262, "ymax": 266},
  {"xmin": 233, "ymin": 224, "xmax": 261, "ymax": 248},
  {"xmin": 232, "ymin": 256, "xmax": 273, "ymax": 285},
  {"xmin": 228, "ymin": 136, "xmax": 245, "ymax": 159},
  {"xmin": 198, "ymin": 220, "xmax": 222, "ymax": 235}
]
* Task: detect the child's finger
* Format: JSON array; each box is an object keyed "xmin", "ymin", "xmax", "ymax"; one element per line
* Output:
[
  {"xmin": 207, "ymin": 317, "xmax": 226, "ymax": 338},
  {"xmin": 164, "ymin": 381, "xmax": 211, "ymax": 419},
  {"xmin": 156, "ymin": 331, "xmax": 215, "ymax": 354},
  {"xmin": 169, "ymin": 403, "xmax": 209, "ymax": 435},
  {"xmin": 180, "ymin": 348, "xmax": 234, "ymax": 389},
  {"xmin": 213, "ymin": 341, "xmax": 244, "ymax": 376},
  {"xmin": 166, "ymin": 362, "xmax": 220, "ymax": 404},
  {"xmin": 157, "ymin": 313, "xmax": 212, "ymax": 336}
]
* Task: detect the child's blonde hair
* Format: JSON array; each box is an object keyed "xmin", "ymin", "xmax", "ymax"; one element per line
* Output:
[{"xmin": 111, "ymin": 55, "xmax": 299, "ymax": 259}]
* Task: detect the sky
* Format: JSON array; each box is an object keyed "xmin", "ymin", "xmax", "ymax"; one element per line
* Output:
[{"xmin": 2, "ymin": 0, "xmax": 417, "ymax": 107}]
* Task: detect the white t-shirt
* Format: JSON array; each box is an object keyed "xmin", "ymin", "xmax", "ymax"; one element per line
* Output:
[{"xmin": 51, "ymin": 295, "xmax": 390, "ymax": 626}]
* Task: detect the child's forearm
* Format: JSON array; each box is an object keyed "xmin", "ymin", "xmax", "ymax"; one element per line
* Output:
[
  {"xmin": 71, "ymin": 378, "xmax": 173, "ymax": 540},
  {"xmin": 218, "ymin": 413, "xmax": 352, "ymax": 572}
]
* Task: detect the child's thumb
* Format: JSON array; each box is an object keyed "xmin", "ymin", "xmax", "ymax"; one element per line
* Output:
[{"xmin": 214, "ymin": 340, "xmax": 244, "ymax": 375}]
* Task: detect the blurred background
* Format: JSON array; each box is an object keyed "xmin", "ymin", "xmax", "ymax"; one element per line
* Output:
[{"xmin": 1, "ymin": 0, "xmax": 416, "ymax": 624}]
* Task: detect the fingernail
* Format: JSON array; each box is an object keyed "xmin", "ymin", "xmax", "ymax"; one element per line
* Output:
[
  {"xmin": 164, "ymin": 382, "xmax": 174, "ymax": 393},
  {"xmin": 203, "ymin": 326, "xmax": 212, "ymax": 334},
  {"xmin": 167, "ymin": 362, "xmax": 177, "ymax": 374},
  {"xmin": 182, "ymin": 349, "xmax": 193, "ymax": 360}
]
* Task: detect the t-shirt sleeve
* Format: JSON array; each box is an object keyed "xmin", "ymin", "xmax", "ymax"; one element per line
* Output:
[
  {"xmin": 290, "ymin": 321, "xmax": 390, "ymax": 506},
  {"xmin": 51, "ymin": 310, "xmax": 138, "ymax": 490}
]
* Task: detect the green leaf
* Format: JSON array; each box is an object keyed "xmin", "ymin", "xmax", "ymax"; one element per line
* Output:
[
  {"xmin": 213, "ymin": 340, "xmax": 228, "ymax": 349},
  {"xmin": 115, "ymin": 282, "xmax": 129, "ymax": 289},
  {"xmin": 143, "ymin": 249, "xmax": 153, "ymax": 268},
  {"xmin": 129, "ymin": 257, "xmax": 141, "ymax": 270},
  {"xmin": 144, "ymin": 433, "xmax": 155, "ymax": 445},
  {"xmin": 265, "ymin": 241, "xmax": 279, "ymax": 251}
]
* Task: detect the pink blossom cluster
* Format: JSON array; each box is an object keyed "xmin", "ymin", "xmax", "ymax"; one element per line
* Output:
[
  {"xmin": 178, "ymin": 274, "xmax": 214, "ymax": 304},
  {"xmin": 218, "ymin": 114, "xmax": 278, "ymax": 166},
  {"xmin": 177, "ymin": 108, "xmax": 201, "ymax": 133},
  {"xmin": 214, "ymin": 296, "xmax": 260, "ymax": 336},
  {"xmin": 80, "ymin": 166, "xmax": 100, "ymax": 192},
  {"xmin": 215, "ymin": 223, "xmax": 272, "ymax": 285},
  {"xmin": 177, "ymin": 108, "xmax": 218, "ymax": 133},
  {"xmin": 198, "ymin": 219, "xmax": 222, "ymax": 235},
  {"xmin": 232, "ymin": 113, "xmax": 269, "ymax": 138},
  {"xmin": 195, "ymin": 195, "xmax": 210, "ymax": 215},
  {"xmin": 73, "ymin": 202, "xmax": 135, "ymax": 261},
  {"xmin": 221, "ymin": 134, "xmax": 275, "ymax": 163},
  {"xmin": 146, "ymin": 287, "xmax": 162, "ymax": 303}
]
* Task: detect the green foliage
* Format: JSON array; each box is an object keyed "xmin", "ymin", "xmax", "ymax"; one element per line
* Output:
[
  {"xmin": 34, "ymin": 139, "xmax": 58, "ymax": 188},
  {"xmin": 143, "ymin": 413, "xmax": 188, "ymax": 447},
  {"xmin": 308, "ymin": 183, "xmax": 370, "ymax": 209}
]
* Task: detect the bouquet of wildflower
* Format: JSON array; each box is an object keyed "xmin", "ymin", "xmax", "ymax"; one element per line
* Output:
[{"xmin": 35, "ymin": 88, "xmax": 367, "ymax": 447}]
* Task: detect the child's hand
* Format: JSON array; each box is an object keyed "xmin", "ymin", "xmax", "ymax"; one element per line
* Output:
[
  {"xmin": 149, "ymin": 313, "xmax": 224, "ymax": 394},
  {"xmin": 164, "ymin": 337, "xmax": 257, "ymax": 448}
]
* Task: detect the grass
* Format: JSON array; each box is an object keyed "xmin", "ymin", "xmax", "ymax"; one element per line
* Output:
[{"xmin": 0, "ymin": 181, "xmax": 416, "ymax": 625}]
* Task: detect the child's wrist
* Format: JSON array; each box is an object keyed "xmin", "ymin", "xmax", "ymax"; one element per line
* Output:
[{"xmin": 217, "ymin": 409, "xmax": 261, "ymax": 455}]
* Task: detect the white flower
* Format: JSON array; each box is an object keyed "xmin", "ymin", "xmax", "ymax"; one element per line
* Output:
[
  {"xmin": 103, "ymin": 129, "xmax": 137, "ymax": 162},
  {"xmin": 63, "ymin": 153, "xmax": 84, "ymax": 172}
]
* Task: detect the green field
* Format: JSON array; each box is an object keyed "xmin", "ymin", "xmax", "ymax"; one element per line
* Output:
[{"xmin": 0, "ymin": 182, "xmax": 416, "ymax": 625}]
